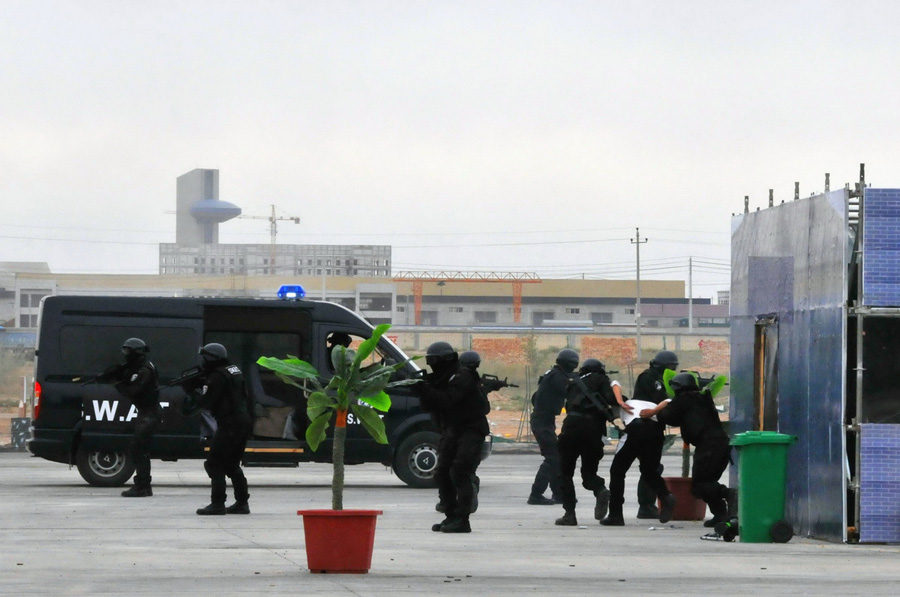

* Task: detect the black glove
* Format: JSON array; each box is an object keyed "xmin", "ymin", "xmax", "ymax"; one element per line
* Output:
[
  {"xmin": 410, "ymin": 379, "xmax": 427, "ymax": 397},
  {"xmin": 95, "ymin": 363, "xmax": 126, "ymax": 383}
]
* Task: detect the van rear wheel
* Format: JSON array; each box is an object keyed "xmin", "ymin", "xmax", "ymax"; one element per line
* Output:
[
  {"xmin": 75, "ymin": 446, "xmax": 135, "ymax": 487},
  {"xmin": 393, "ymin": 431, "xmax": 440, "ymax": 488}
]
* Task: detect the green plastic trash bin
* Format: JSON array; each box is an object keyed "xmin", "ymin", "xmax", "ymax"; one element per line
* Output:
[{"xmin": 730, "ymin": 431, "xmax": 797, "ymax": 543}]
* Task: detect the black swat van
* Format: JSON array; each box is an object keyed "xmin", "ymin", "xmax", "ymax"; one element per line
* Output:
[{"xmin": 28, "ymin": 289, "xmax": 482, "ymax": 488}]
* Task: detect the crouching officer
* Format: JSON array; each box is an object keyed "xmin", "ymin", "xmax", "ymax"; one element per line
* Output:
[
  {"xmin": 101, "ymin": 338, "xmax": 160, "ymax": 498},
  {"xmin": 182, "ymin": 343, "xmax": 252, "ymax": 515},
  {"xmin": 641, "ymin": 372, "xmax": 733, "ymax": 528},
  {"xmin": 555, "ymin": 359, "xmax": 617, "ymax": 526},
  {"xmin": 417, "ymin": 342, "xmax": 489, "ymax": 533}
]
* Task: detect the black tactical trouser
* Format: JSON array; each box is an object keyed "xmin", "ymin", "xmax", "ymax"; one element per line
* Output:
[
  {"xmin": 691, "ymin": 436, "xmax": 731, "ymax": 518},
  {"xmin": 608, "ymin": 419, "xmax": 669, "ymax": 516},
  {"xmin": 435, "ymin": 426, "xmax": 486, "ymax": 520},
  {"xmin": 205, "ymin": 418, "xmax": 251, "ymax": 505},
  {"xmin": 530, "ymin": 418, "xmax": 562, "ymax": 498},
  {"xmin": 557, "ymin": 414, "xmax": 607, "ymax": 513},
  {"xmin": 130, "ymin": 412, "xmax": 160, "ymax": 488}
]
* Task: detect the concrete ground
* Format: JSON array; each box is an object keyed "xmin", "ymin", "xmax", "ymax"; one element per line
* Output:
[{"xmin": 2, "ymin": 446, "xmax": 898, "ymax": 596}]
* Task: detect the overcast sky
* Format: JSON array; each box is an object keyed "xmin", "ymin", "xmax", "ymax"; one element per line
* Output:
[{"xmin": 2, "ymin": 0, "xmax": 899, "ymax": 300}]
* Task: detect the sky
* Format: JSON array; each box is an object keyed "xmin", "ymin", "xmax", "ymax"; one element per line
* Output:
[{"xmin": 2, "ymin": 0, "xmax": 900, "ymax": 301}]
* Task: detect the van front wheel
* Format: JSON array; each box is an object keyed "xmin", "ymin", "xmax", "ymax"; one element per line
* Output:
[
  {"xmin": 393, "ymin": 431, "xmax": 440, "ymax": 488},
  {"xmin": 76, "ymin": 447, "xmax": 136, "ymax": 487}
]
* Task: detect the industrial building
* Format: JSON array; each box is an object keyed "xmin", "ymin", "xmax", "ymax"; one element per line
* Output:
[{"xmin": 2, "ymin": 168, "xmax": 728, "ymax": 359}]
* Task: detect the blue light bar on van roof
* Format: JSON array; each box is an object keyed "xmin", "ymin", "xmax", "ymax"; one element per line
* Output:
[{"xmin": 277, "ymin": 284, "xmax": 306, "ymax": 300}]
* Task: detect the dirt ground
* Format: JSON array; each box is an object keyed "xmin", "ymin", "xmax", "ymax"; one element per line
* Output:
[{"xmin": 487, "ymin": 406, "xmax": 532, "ymax": 441}]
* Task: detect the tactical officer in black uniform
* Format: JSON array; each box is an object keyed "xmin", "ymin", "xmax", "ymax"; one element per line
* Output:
[
  {"xmin": 455, "ymin": 351, "xmax": 493, "ymax": 513},
  {"xmin": 642, "ymin": 372, "xmax": 734, "ymax": 528},
  {"xmin": 102, "ymin": 338, "xmax": 160, "ymax": 498},
  {"xmin": 418, "ymin": 342, "xmax": 489, "ymax": 533},
  {"xmin": 555, "ymin": 359, "xmax": 617, "ymax": 526},
  {"xmin": 600, "ymin": 350, "xmax": 677, "ymax": 526},
  {"xmin": 528, "ymin": 349, "xmax": 578, "ymax": 505},
  {"xmin": 183, "ymin": 343, "xmax": 252, "ymax": 515}
]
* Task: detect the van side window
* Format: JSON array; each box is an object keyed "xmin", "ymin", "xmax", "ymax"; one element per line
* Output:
[
  {"xmin": 325, "ymin": 332, "xmax": 400, "ymax": 371},
  {"xmin": 204, "ymin": 331, "xmax": 304, "ymax": 404},
  {"xmin": 58, "ymin": 325, "xmax": 198, "ymax": 376}
]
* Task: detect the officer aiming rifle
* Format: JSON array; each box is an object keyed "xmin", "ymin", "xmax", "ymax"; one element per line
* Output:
[
  {"xmin": 480, "ymin": 373, "xmax": 519, "ymax": 393},
  {"xmin": 79, "ymin": 362, "xmax": 129, "ymax": 385},
  {"xmin": 163, "ymin": 365, "xmax": 206, "ymax": 391}
]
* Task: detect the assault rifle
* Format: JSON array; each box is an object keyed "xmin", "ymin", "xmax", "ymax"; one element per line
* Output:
[
  {"xmin": 79, "ymin": 363, "xmax": 128, "ymax": 386},
  {"xmin": 480, "ymin": 374, "xmax": 518, "ymax": 393},
  {"xmin": 162, "ymin": 366, "xmax": 205, "ymax": 390},
  {"xmin": 570, "ymin": 375, "xmax": 617, "ymax": 424}
]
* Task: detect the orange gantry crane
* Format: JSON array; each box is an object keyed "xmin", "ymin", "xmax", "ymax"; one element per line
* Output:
[{"xmin": 392, "ymin": 271, "xmax": 542, "ymax": 325}]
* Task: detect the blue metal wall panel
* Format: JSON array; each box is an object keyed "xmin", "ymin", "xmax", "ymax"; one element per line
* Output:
[
  {"xmin": 730, "ymin": 191, "xmax": 848, "ymax": 542},
  {"xmin": 859, "ymin": 424, "xmax": 900, "ymax": 543},
  {"xmin": 863, "ymin": 188, "xmax": 900, "ymax": 306}
]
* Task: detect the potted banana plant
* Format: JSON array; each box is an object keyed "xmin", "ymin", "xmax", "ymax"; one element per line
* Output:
[{"xmin": 256, "ymin": 323, "xmax": 419, "ymax": 573}]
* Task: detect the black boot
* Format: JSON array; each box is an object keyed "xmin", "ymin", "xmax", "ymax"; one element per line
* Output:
[
  {"xmin": 527, "ymin": 494, "xmax": 556, "ymax": 505},
  {"xmin": 704, "ymin": 515, "xmax": 727, "ymax": 528},
  {"xmin": 555, "ymin": 511, "xmax": 577, "ymax": 526},
  {"xmin": 441, "ymin": 518, "xmax": 472, "ymax": 533},
  {"xmin": 703, "ymin": 497, "xmax": 728, "ymax": 527},
  {"xmin": 432, "ymin": 517, "xmax": 451, "ymax": 532},
  {"xmin": 121, "ymin": 485, "xmax": 152, "ymax": 498},
  {"xmin": 599, "ymin": 512, "xmax": 625, "ymax": 526},
  {"xmin": 225, "ymin": 501, "xmax": 250, "ymax": 514},
  {"xmin": 196, "ymin": 502, "xmax": 226, "ymax": 515},
  {"xmin": 659, "ymin": 494, "xmax": 677, "ymax": 524},
  {"xmin": 636, "ymin": 504, "xmax": 660, "ymax": 519}
]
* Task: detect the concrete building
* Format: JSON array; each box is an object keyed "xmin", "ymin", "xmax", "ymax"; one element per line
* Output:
[{"xmin": 1, "ymin": 262, "xmax": 52, "ymax": 329}]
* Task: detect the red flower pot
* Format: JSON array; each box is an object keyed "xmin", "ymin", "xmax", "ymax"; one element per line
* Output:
[
  {"xmin": 297, "ymin": 509, "xmax": 382, "ymax": 574},
  {"xmin": 660, "ymin": 477, "xmax": 707, "ymax": 521}
]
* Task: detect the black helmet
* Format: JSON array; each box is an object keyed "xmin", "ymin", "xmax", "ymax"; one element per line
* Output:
[
  {"xmin": 669, "ymin": 372, "xmax": 699, "ymax": 393},
  {"xmin": 327, "ymin": 332, "xmax": 352, "ymax": 348},
  {"xmin": 459, "ymin": 351, "xmax": 481, "ymax": 368},
  {"xmin": 651, "ymin": 350, "xmax": 679, "ymax": 370},
  {"xmin": 199, "ymin": 342, "xmax": 228, "ymax": 365},
  {"xmin": 426, "ymin": 341, "xmax": 458, "ymax": 368},
  {"xmin": 580, "ymin": 358, "xmax": 606, "ymax": 374},
  {"xmin": 122, "ymin": 337, "xmax": 148, "ymax": 353},
  {"xmin": 121, "ymin": 338, "xmax": 148, "ymax": 361},
  {"xmin": 426, "ymin": 341, "xmax": 456, "ymax": 358},
  {"xmin": 556, "ymin": 349, "xmax": 579, "ymax": 372}
]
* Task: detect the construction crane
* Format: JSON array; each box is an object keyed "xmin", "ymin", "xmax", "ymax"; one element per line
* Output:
[{"xmin": 239, "ymin": 204, "xmax": 300, "ymax": 274}]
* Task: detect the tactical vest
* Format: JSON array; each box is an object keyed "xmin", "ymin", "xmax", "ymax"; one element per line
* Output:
[{"xmin": 213, "ymin": 363, "xmax": 250, "ymax": 422}]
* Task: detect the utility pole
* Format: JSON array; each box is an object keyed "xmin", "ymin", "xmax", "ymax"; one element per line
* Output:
[
  {"xmin": 631, "ymin": 228, "xmax": 648, "ymax": 362},
  {"xmin": 688, "ymin": 257, "xmax": 694, "ymax": 331}
]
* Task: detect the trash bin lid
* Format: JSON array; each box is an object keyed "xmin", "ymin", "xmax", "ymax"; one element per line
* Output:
[{"xmin": 731, "ymin": 430, "xmax": 797, "ymax": 446}]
